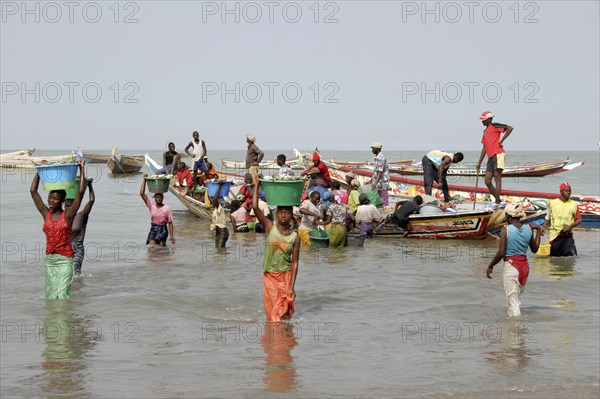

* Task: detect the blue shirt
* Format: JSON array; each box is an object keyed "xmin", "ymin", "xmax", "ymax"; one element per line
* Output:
[{"xmin": 505, "ymin": 224, "xmax": 532, "ymax": 256}]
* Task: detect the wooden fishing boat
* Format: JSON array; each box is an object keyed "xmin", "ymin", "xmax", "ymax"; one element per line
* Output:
[
  {"xmin": 325, "ymin": 164, "xmax": 600, "ymax": 229},
  {"xmin": 81, "ymin": 151, "xmax": 112, "ymax": 164},
  {"xmin": 0, "ymin": 148, "xmax": 35, "ymax": 158},
  {"xmin": 292, "ymin": 148, "xmax": 414, "ymax": 170},
  {"xmin": 374, "ymin": 208, "xmax": 494, "ymax": 239},
  {"xmin": 331, "ymin": 159, "xmax": 414, "ymax": 168},
  {"xmin": 221, "ymin": 158, "xmax": 305, "ymax": 170},
  {"xmin": 0, "ymin": 148, "xmax": 77, "ymax": 169},
  {"xmin": 107, "ymin": 146, "xmax": 143, "ymax": 174},
  {"xmin": 389, "ymin": 158, "xmax": 584, "ymax": 177},
  {"xmin": 81, "ymin": 149, "xmax": 143, "ymax": 165},
  {"xmin": 1, "ymin": 148, "xmax": 36, "ymax": 168},
  {"xmin": 145, "ymin": 155, "xmax": 239, "ymax": 222}
]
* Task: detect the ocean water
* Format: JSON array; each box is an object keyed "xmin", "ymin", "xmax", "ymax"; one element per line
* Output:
[{"xmin": 1, "ymin": 150, "xmax": 598, "ymax": 398}]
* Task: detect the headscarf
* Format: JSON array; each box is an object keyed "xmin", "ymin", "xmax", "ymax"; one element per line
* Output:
[
  {"xmin": 312, "ymin": 151, "xmax": 320, "ymax": 161},
  {"xmin": 559, "ymin": 182, "xmax": 571, "ymax": 191},
  {"xmin": 505, "ymin": 203, "xmax": 526, "ymax": 219}
]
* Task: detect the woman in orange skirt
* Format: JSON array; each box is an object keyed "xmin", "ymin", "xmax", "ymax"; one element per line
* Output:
[{"xmin": 253, "ymin": 181, "xmax": 301, "ymax": 322}]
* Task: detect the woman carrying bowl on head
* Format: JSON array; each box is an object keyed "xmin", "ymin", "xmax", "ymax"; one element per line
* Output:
[
  {"xmin": 141, "ymin": 174, "xmax": 175, "ymax": 247},
  {"xmin": 253, "ymin": 180, "xmax": 301, "ymax": 322},
  {"xmin": 30, "ymin": 159, "xmax": 87, "ymax": 299}
]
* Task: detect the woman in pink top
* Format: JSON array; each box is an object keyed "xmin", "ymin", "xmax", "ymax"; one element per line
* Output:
[{"xmin": 141, "ymin": 175, "xmax": 175, "ymax": 246}]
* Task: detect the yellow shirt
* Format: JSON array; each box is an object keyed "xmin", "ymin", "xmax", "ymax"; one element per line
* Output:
[
  {"xmin": 348, "ymin": 190, "xmax": 360, "ymax": 213},
  {"xmin": 546, "ymin": 198, "xmax": 580, "ymax": 241}
]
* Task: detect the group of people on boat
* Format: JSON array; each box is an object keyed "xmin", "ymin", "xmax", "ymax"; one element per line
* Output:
[{"xmin": 158, "ymin": 132, "xmax": 218, "ymax": 193}]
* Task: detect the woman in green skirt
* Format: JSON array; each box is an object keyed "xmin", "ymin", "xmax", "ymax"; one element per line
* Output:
[{"xmin": 31, "ymin": 160, "xmax": 86, "ymax": 299}]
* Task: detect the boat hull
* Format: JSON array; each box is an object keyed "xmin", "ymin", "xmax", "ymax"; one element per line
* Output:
[
  {"xmin": 107, "ymin": 155, "xmax": 143, "ymax": 174},
  {"xmin": 375, "ymin": 209, "xmax": 493, "ymax": 239},
  {"xmin": 0, "ymin": 149, "xmax": 77, "ymax": 169},
  {"xmin": 389, "ymin": 159, "xmax": 581, "ymax": 177},
  {"xmin": 327, "ymin": 165, "xmax": 600, "ymax": 221}
]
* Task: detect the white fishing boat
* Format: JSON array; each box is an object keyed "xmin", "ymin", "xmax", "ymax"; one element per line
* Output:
[{"xmin": 0, "ymin": 148, "xmax": 77, "ymax": 169}]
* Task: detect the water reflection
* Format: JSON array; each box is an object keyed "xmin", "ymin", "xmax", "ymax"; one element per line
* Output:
[
  {"xmin": 41, "ymin": 300, "xmax": 100, "ymax": 397},
  {"xmin": 146, "ymin": 245, "xmax": 175, "ymax": 264},
  {"xmin": 532, "ymin": 256, "xmax": 576, "ymax": 280},
  {"xmin": 482, "ymin": 323, "xmax": 534, "ymax": 374},
  {"xmin": 261, "ymin": 322, "xmax": 298, "ymax": 393}
]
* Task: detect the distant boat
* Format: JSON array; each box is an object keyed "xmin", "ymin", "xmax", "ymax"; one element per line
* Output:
[
  {"xmin": 81, "ymin": 151, "xmax": 112, "ymax": 164},
  {"xmin": 388, "ymin": 158, "xmax": 584, "ymax": 178},
  {"xmin": 107, "ymin": 146, "xmax": 143, "ymax": 174},
  {"xmin": 0, "ymin": 148, "xmax": 76, "ymax": 169},
  {"xmin": 221, "ymin": 158, "xmax": 304, "ymax": 170},
  {"xmin": 83, "ymin": 151, "xmax": 145, "ymax": 164}
]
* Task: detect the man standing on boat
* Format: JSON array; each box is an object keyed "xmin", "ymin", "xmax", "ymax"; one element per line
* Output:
[
  {"xmin": 422, "ymin": 150, "xmax": 464, "ymax": 202},
  {"xmin": 475, "ymin": 111, "xmax": 513, "ymax": 204},
  {"xmin": 184, "ymin": 131, "xmax": 208, "ymax": 190},
  {"xmin": 370, "ymin": 142, "xmax": 390, "ymax": 207},
  {"xmin": 246, "ymin": 134, "xmax": 264, "ymax": 185},
  {"xmin": 541, "ymin": 182, "xmax": 582, "ymax": 256}
]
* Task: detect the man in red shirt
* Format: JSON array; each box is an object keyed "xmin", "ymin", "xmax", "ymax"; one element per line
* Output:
[
  {"xmin": 475, "ymin": 111, "xmax": 513, "ymax": 204},
  {"xmin": 300, "ymin": 151, "xmax": 332, "ymax": 188}
]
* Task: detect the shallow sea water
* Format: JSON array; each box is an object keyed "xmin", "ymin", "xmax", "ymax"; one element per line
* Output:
[{"xmin": 1, "ymin": 150, "xmax": 598, "ymax": 398}]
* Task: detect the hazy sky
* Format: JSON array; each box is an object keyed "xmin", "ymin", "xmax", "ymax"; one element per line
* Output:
[{"xmin": 1, "ymin": 0, "xmax": 599, "ymax": 151}]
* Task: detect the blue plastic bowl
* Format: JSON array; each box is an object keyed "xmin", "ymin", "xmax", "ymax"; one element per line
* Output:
[{"xmin": 35, "ymin": 163, "xmax": 79, "ymax": 191}]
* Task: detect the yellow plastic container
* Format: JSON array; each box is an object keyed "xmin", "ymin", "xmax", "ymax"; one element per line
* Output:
[{"xmin": 536, "ymin": 243, "xmax": 551, "ymax": 256}]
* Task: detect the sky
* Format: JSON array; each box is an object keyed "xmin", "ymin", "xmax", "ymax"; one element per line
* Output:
[{"xmin": 1, "ymin": 0, "xmax": 599, "ymax": 151}]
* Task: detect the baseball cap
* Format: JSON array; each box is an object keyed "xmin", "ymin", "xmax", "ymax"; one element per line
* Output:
[
  {"xmin": 371, "ymin": 142, "xmax": 382, "ymax": 149},
  {"xmin": 479, "ymin": 111, "xmax": 494, "ymax": 120}
]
